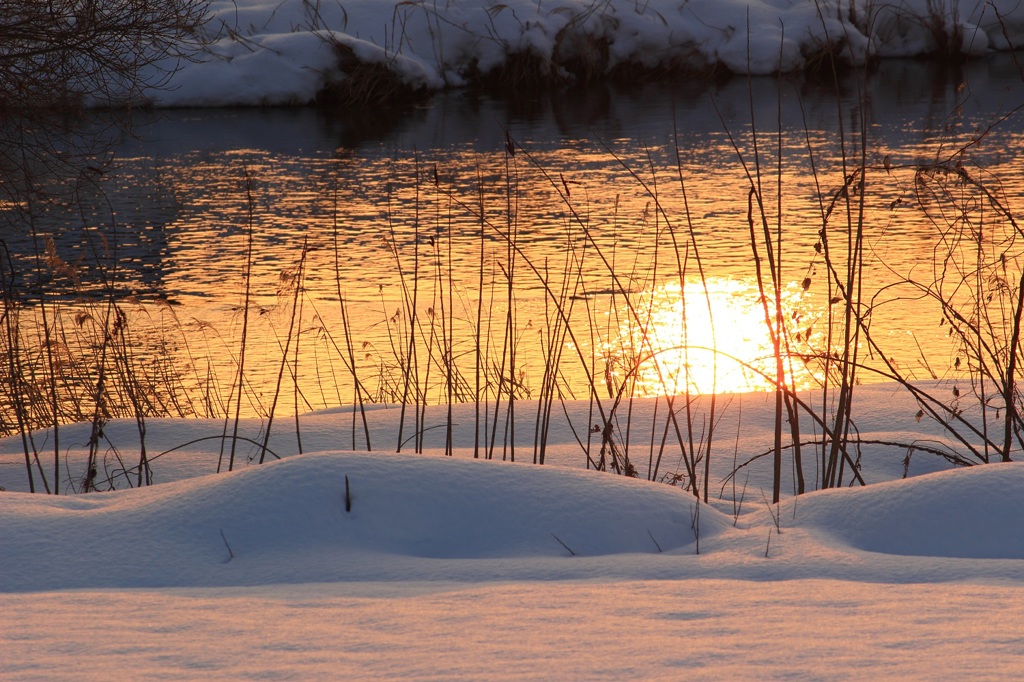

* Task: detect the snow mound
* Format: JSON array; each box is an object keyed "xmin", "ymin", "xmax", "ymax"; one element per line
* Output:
[
  {"xmin": 791, "ymin": 462, "xmax": 1024, "ymax": 559},
  {"xmin": 149, "ymin": 0, "xmax": 1024, "ymax": 106},
  {"xmin": 0, "ymin": 452, "xmax": 728, "ymax": 592}
]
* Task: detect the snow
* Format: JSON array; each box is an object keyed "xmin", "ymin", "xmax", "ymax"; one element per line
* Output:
[
  {"xmin": 8, "ymin": 1, "xmax": 1024, "ymax": 676},
  {"xmin": 148, "ymin": 0, "xmax": 1024, "ymax": 107},
  {"xmin": 3, "ymin": 384, "xmax": 1024, "ymax": 679}
]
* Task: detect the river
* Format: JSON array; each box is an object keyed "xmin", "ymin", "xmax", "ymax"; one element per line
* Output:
[{"xmin": 4, "ymin": 56, "xmax": 1024, "ymax": 429}]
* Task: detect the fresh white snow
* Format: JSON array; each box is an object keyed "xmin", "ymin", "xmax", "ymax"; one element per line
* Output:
[
  {"xmin": 3, "ymin": 384, "xmax": 1024, "ymax": 679},
  {"xmin": 148, "ymin": 0, "xmax": 1024, "ymax": 107}
]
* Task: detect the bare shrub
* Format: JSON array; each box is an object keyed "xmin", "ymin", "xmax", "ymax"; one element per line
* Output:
[{"xmin": 0, "ymin": 0, "xmax": 210, "ymax": 109}]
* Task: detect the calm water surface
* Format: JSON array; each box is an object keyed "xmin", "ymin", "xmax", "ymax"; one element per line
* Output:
[{"xmin": 10, "ymin": 58, "xmax": 1024, "ymax": 418}]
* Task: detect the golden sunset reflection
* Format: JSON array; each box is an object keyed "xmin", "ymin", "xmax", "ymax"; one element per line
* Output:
[
  {"xmin": 6, "ymin": 66, "xmax": 1022, "ymax": 434},
  {"xmin": 604, "ymin": 278, "xmax": 824, "ymax": 395}
]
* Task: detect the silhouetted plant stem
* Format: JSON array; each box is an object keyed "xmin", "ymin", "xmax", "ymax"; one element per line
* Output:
[
  {"xmin": 21, "ymin": 146, "xmax": 59, "ymax": 494},
  {"xmin": 474, "ymin": 167, "xmax": 485, "ymax": 459},
  {"xmin": 220, "ymin": 167, "xmax": 256, "ymax": 474},
  {"xmin": 259, "ymin": 237, "xmax": 308, "ymax": 464}
]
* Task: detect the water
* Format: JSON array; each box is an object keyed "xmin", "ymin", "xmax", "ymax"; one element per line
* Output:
[{"xmin": 5, "ymin": 57, "xmax": 1024, "ymax": 425}]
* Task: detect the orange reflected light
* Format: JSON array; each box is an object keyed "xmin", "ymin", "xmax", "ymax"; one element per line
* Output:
[{"xmin": 605, "ymin": 277, "xmax": 824, "ymax": 395}]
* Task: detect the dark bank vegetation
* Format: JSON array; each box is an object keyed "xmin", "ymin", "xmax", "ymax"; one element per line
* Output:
[
  {"xmin": 0, "ymin": 0, "xmax": 211, "ymax": 205},
  {"xmin": 0, "ymin": 0, "xmax": 209, "ymax": 110}
]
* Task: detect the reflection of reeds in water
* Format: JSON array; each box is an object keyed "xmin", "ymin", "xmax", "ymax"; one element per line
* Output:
[{"xmin": 7, "ymin": 92, "xmax": 1024, "ymax": 496}]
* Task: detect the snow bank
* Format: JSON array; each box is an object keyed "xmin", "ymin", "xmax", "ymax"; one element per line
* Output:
[
  {"xmin": 4, "ymin": 388, "xmax": 1024, "ymax": 678},
  {"xmin": 790, "ymin": 461, "xmax": 1024, "ymax": 559},
  {"xmin": 3, "ymin": 384, "xmax": 1022, "ymax": 596},
  {"xmin": 0, "ymin": 452, "xmax": 728, "ymax": 592},
  {"xmin": 150, "ymin": 0, "xmax": 1024, "ymax": 106},
  {"xmin": 5, "ymin": 441, "xmax": 1024, "ymax": 595}
]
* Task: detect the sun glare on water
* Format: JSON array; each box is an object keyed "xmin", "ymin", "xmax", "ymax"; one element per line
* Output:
[{"xmin": 604, "ymin": 277, "xmax": 824, "ymax": 395}]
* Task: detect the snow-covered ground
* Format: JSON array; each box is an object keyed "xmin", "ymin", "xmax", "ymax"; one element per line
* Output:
[
  {"xmin": 151, "ymin": 0, "xmax": 1024, "ymax": 106},
  {"xmin": 3, "ymin": 384, "xmax": 1024, "ymax": 679}
]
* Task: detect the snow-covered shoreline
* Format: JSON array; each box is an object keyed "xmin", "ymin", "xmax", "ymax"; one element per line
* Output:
[
  {"xmin": 4, "ymin": 386, "xmax": 1024, "ymax": 678},
  {"xmin": 4, "ymin": 384, "xmax": 1024, "ymax": 677},
  {"xmin": 150, "ymin": 0, "xmax": 1024, "ymax": 107}
]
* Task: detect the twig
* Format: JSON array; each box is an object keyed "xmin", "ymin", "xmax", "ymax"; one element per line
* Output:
[
  {"xmin": 551, "ymin": 532, "xmax": 576, "ymax": 556},
  {"xmin": 647, "ymin": 528, "xmax": 663, "ymax": 553},
  {"xmin": 693, "ymin": 501, "xmax": 701, "ymax": 554},
  {"xmin": 761, "ymin": 487, "xmax": 781, "ymax": 533},
  {"xmin": 220, "ymin": 528, "xmax": 235, "ymax": 562}
]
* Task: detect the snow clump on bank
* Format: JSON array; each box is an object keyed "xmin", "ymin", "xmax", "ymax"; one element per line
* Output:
[{"xmin": 148, "ymin": 0, "xmax": 1024, "ymax": 106}]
